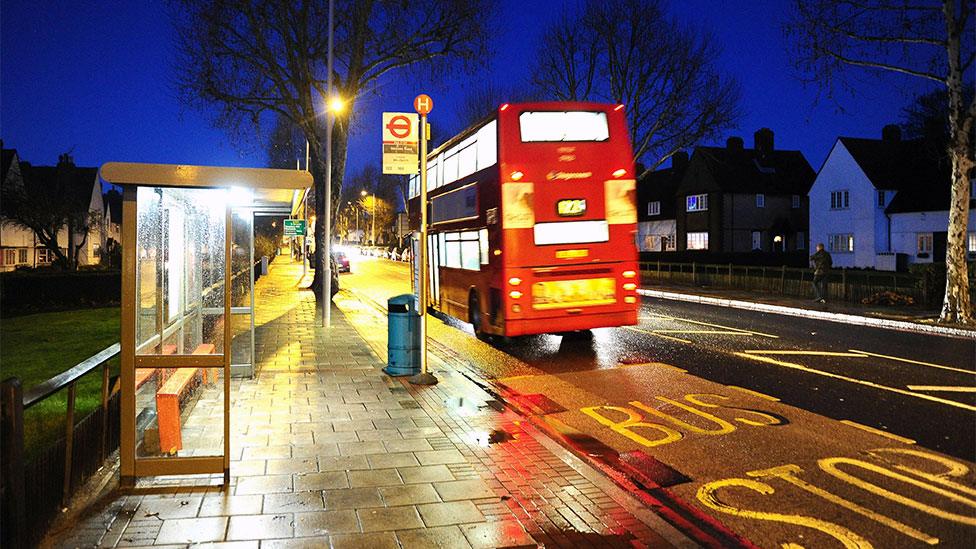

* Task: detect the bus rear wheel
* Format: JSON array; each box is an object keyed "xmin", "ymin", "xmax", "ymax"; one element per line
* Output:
[{"xmin": 469, "ymin": 292, "xmax": 491, "ymax": 342}]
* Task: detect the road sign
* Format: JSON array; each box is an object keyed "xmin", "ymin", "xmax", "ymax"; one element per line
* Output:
[
  {"xmin": 414, "ymin": 94, "xmax": 433, "ymax": 115},
  {"xmin": 382, "ymin": 112, "xmax": 419, "ymax": 175},
  {"xmin": 283, "ymin": 218, "xmax": 306, "ymax": 237}
]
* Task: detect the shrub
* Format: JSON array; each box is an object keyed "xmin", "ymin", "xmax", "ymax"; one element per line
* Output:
[
  {"xmin": 0, "ymin": 270, "xmax": 121, "ymax": 315},
  {"xmin": 861, "ymin": 291, "xmax": 915, "ymax": 306}
]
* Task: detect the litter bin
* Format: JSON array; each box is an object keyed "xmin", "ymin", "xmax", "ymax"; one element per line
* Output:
[{"xmin": 384, "ymin": 294, "xmax": 420, "ymax": 376}]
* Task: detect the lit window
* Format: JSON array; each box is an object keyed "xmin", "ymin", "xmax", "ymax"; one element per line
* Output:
[
  {"xmin": 442, "ymin": 231, "xmax": 482, "ymax": 271},
  {"xmin": 828, "ymin": 233, "xmax": 854, "ymax": 253},
  {"xmin": 2, "ymin": 249, "xmax": 15, "ymax": 265},
  {"xmin": 756, "ymin": 194, "xmax": 765, "ymax": 208},
  {"xmin": 917, "ymin": 233, "xmax": 933, "ymax": 254},
  {"xmin": 687, "ymin": 232, "xmax": 709, "ymax": 250},
  {"xmin": 686, "ymin": 194, "xmax": 708, "ymax": 212},
  {"xmin": 792, "ymin": 194, "xmax": 800, "ymax": 209},
  {"xmin": 519, "ymin": 111, "xmax": 609, "ymax": 142},
  {"xmin": 647, "ymin": 201, "xmax": 660, "ymax": 216},
  {"xmin": 663, "ymin": 234, "xmax": 676, "ymax": 251}
]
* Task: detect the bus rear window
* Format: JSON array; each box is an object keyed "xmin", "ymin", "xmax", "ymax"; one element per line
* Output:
[{"xmin": 519, "ymin": 111, "xmax": 609, "ymax": 142}]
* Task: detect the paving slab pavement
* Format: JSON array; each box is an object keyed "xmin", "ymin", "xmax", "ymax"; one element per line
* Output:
[{"xmin": 51, "ymin": 257, "xmax": 695, "ymax": 548}]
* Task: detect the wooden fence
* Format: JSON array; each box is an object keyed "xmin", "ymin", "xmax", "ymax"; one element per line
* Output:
[{"xmin": 638, "ymin": 261, "xmax": 928, "ymax": 305}]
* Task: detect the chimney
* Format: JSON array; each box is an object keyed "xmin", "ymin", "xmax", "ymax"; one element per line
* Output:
[
  {"xmin": 726, "ymin": 136, "xmax": 744, "ymax": 152},
  {"xmin": 58, "ymin": 153, "xmax": 75, "ymax": 167},
  {"xmin": 882, "ymin": 124, "xmax": 901, "ymax": 142},
  {"xmin": 754, "ymin": 128, "xmax": 774, "ymax": 156},
  {"xmin": 671, "ymin": 151, "xmax": 689, "ymax": 171}
]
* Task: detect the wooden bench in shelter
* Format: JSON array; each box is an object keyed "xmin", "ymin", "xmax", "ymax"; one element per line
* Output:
[
  {"xmin": 134, "ymin": 344, "xmax": 176, "ymax": 389},
  {"xmin": 156, "ymin": 343, "xmax": 216, "ymax": 454}
]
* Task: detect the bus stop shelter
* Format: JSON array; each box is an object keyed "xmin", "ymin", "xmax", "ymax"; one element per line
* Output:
[{"xmin": 99, "ymin": 162, "xmax": 311, "ymax": 484}]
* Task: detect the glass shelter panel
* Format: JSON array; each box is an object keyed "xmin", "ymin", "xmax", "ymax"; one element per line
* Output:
[
  {"xmin": 230, "ymin": 209, "xmax": 254, "ymax": 377},
  {"xmin": 132, "ymin": 186, "xmax": 227, "ymax": 459}
]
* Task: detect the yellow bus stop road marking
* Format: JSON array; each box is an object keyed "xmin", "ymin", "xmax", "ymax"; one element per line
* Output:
[
  {"xmin": 850, "ymin": 349, "xmax": 976, "ymax": 376},
  {"xmin": 743, "ymin": 350, "xmax": 869, "ymax": 357},
  {"xmin": 726, "ymin": 385, "xmax": 780, "ymax": 402},
  {"xmin": 906, "ymin": 385, "xmax": 976, "ymax": 393},
  {"xmin": 641, "ymin": 315, "xmax": 779, "ymax": 338},
  {"xmin": 624, "ymin": 326, "xmax": 692, "ymax": 344},
  {"xmin": 839, "ymin": 420, "xmax": 917, "ymax": 445},
  {"xmin": 734, "ymin": 352, "xmax": 976, "ymax": 412}
]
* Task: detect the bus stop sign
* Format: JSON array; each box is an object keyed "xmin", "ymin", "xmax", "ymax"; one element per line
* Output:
[{"xmin": 414, "ymin": 94, "xmax": 433, "ymax": 115}]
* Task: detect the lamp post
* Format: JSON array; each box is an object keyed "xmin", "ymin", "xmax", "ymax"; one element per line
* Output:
[{"xmin": 322, "ymin": 0, "xmax": 340, "ymax": 329}]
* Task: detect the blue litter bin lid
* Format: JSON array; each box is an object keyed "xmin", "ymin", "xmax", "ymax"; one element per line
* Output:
[{"xmin": 388, "ymin": 294, "xmax": 418, "ymax": 313}]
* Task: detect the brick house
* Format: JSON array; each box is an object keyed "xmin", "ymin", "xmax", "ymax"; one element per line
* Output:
[
  {"xmin": 675, "ymin": 129, "xmax": 815, "ymax": 253},
  {"xmin": 636, "ymin": 151, "xmax": 687, "ymax": 252}
]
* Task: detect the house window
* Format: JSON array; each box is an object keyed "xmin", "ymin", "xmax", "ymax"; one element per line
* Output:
[
  {"xmin": 828, "ymin": 233, "xmax": 854, "ymax": 253},
  {"xmin": 796, "ymin": 231, "xmax": 806, "ymax": 250},
  {"xmin": 37, "ymin": 248, "xmax": 55, "ymax": 264},
  {"xmin": 686, "ymin": 194, "xmax": 708, "ymax": 212},
  {"xmin": 751, "ymin": 231, "xmax": 762, "ymax": 250},
  {"xmin": 756, "ymin": 194, "xmax": 765, "ymax": 208},
  {"xmin": 792, "ymin": 195, "xmax": 800, "ymax": 209},
  {"xmin": 2, "ymin": 249, "xmax": 15, "ymax": 265},
  {"xmin": 830, "ymin": 190, "xmax": 849, "ymax": 210},
  {"xmin": 687, "ymin": 232, "xmax": 709, "ymax": 250},
  {"xmin": 917, "ymin": 233, "xmax": 933, "ymax": 255},
  {"xmin": 969, "ymin": 232, "xmax": 976, "ymax": 253},
  {"xmin": 647, "ymin": 201, "xmax": 660, "ymax": 216},
  {"xmin": 877, "ymin": 190, "xmax": 886, "ymax": 207},
  {"xmin": 662, "ymin": 234, "xmax": 676, "ymax": 251},
  {"xmin": 17, "ymin": 248, "xmax": 27, "ymax": 263}
]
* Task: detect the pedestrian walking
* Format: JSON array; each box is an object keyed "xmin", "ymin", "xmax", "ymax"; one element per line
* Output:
[{"xmin": 810, "ymin": 243, "xmax": 832, "ymax": 303}]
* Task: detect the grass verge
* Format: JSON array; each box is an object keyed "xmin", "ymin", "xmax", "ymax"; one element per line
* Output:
[{"xmin": 0, "ymin": 307, "xmax": 120, "ymax": 457}]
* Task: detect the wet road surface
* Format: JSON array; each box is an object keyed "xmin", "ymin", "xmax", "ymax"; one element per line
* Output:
[{"xmin": 338, "ymin": 254, "xmax": 976, "ymax": 548}]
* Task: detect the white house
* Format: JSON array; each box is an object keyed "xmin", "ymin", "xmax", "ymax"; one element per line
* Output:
[
  {"xmin": 0, "ymin": 147, "xmax": 105, "ymax": 271},
  {"xmin": 809, "ymin": 125, "xmax": 974, "ymax": 270}
]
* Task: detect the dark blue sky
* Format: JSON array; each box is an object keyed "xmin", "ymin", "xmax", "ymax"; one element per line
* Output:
[{"xmin": 1, "ymin": 0, "xmax": 933, "ymax": 175}]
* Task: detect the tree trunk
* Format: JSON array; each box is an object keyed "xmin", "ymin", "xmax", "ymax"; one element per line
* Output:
[{"xmin": 940, "ymin": 142, "xmax": 973, "ymax": 324}]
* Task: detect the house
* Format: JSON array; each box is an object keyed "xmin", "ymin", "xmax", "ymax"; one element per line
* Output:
[
  {"xmin": 808, "ymin": 125, "xmax": 975, "ymax": 270},
  {"xmin": 0, "ymin": 146, "xmax": 105, "ymax": 271},
  {"xmin": 674, "ymin": 129, "xmax": 814, "ymax": 253},
  {"xmin": 636, "ymin": 151, "xmax": 686, "ymax": 252}
]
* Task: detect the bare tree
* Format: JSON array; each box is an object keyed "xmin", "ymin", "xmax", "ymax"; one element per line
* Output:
[
  {"xmin": 787, "ymin": 0, "xmax": 975, "ymax": 324},
  {"xmin": 267, "ymin": 114, "xmax": 311, "ymax": 170},
  {"xmin": 171, "ymin": 0, "xmax": 489, "ymax": 297},
  {"xmin": 531, "ymin": 0, "xmax": 742, "ymax": 173}
]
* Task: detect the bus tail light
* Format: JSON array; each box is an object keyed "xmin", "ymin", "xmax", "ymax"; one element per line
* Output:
[
  {"xmin": 510, "ymin": 171, "xmax": 524, "ymax": 181},
  {"xmin": 509, "ymin": 290, "xmax": 523, "ymax": 299},
  {"xmin": 612, "ymin": 168, "xmax": 627, "ymax": 178},
  {"xmin": 508, "ymin": 277, "xmax": 522, "ymax": 286},
  {"xmin": 623, "ymin": 270, "xmax": 636, "ymax": 278},
  {"xmin": 625, "ymin": 296, "xmax": 637, "ymax": 304},
  {"xmin": 623, "ymin": 283, "xmax": 637, "ymax": 291}
]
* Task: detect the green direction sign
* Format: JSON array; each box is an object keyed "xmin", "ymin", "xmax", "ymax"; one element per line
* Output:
[{"xmin": 284, "ymin": 219, "xmax": 306, "ymax": 237}]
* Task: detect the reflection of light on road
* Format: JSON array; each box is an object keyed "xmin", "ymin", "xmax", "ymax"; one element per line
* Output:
[{"xmin": 466, "ymin": 430, "xmax": 491, "ymax": 447}]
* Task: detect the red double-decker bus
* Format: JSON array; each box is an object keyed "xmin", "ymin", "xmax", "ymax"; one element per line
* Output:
[{"xmin": 408, "ymin": 101, "xmax": 639, "ymax": 339}]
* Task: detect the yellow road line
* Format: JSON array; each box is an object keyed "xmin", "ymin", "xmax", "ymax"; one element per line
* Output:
[
  {"xmin": 652, "ymin": 315, "xmax": 779, "ymax": 339},
  {"xmin": 906, "ymin": 385, "xmax": 976, "ymax": 393},
  {"xmin": 654, "ymin": 330, "xmax": 756, "ymax": 335},
  {"xmin": 743, "ymin": 350, "xmax": 868, "ymax": 357},
  {"xmin": 726, "ymin": 385, "xmax": 780, "ymax": 402},
  {"xmin": 839, "ymin": 420, "xmax": 917, "ymax": 445},
  {"xmin": 624, "ymin": 326, "xmax": 692, "ymax": 344},
  {"xmin": 850, "ymin": 349, "xmax": 975, "ymax": 376},
  {"xmin": 735, "ymin": 352, "xmax": 976, "ymax": 412}
]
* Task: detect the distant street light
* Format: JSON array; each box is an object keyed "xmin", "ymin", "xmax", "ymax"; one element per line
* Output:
[{"xmin": 361, "ymin": 189, "xmax": 375, "ymax": 246}]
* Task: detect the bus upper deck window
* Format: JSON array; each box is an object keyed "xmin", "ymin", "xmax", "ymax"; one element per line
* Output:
[{"xmin": 519, "ymin": 111, "xmax": 609, "ymax": 143}]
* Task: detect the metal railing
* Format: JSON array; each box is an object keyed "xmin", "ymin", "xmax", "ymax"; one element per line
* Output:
[
  {"xmin": 1, "ymin": 343, "xmax": 120, "ymax": 549},
  {"xmin": 639, "ymin": 261, "xmax": 928, "ymax": 305}
]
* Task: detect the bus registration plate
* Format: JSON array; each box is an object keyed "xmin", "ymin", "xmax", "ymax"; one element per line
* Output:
[{"xmin": 531, "ymin": 278, "xmax": 616, "ymax": 310}]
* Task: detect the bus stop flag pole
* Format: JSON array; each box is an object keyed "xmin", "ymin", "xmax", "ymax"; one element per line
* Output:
[{"xmin": 410, "ymin": 94, "xmax": 437, "ymax": 386}]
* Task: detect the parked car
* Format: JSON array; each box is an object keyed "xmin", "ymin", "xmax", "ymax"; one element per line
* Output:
[{"xmin": 332, "ymin": 250, "xmax": 350, "ymax": 272}]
